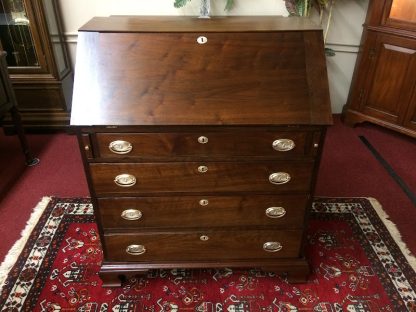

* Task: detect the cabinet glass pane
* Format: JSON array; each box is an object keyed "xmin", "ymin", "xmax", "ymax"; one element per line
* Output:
[
  {"xmin": 42, "ymin": 0, "xmax": 67, "ymax": 76},
  {"xmin": 389, "ymin": 0, "xmax": 416, "ymax": 23},
  {"xmin": 0, "ymin": 0, "xmax": 39, "ymax": 67}
]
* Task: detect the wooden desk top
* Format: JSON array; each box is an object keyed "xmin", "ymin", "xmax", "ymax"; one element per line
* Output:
[{"xmin": 71, "ymin": 16, "xmax": 332, "ymax": 127}]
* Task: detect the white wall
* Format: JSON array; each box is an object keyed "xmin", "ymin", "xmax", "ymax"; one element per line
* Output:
[{"xmin": 58, "ymin": 0, "xmax": 369, "ymax": 113}]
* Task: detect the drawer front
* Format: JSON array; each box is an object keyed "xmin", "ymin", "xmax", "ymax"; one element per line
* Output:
[
  {"xmin": 90, "ymin": 161, "xmax": 314, "ymax": 195},
  {"xmin": 98, "ymin": 195, "xmax": 309, "ymax": 229},
  {"xmin": 96, "ymin": 131, "xmax": 312, "ymax": 159},
  {"xmin": 104, "ymin": 230, "xmax": 303, "ymax": 262}
]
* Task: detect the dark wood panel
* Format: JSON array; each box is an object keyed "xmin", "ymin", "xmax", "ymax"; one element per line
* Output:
[
  {"xmin": 97, "ymin": 195, "xmax": 309, "ymax": 229},
  {"xmin": 89, "ymin": 161, "xmax": 314, "ymax": 195},
  {"xmin": 104, "ymin": 229, "xmax": 303, "ymax": 262},
  {"xmin": 72, "ymin": 16, "xmax": 332, "ymax": 286},
  {"xmin": 71, "ymin": 19, "xmax": 332, "ymax": 127},
  {"xmin": 363, "ymin": 35, "xmax": 416, "ymax": 123},
  {"xmin": 13, "ymin": 85, "xmax": 66, "ymax": 111},
  {"xmin": 403, "ymin": 90, "xmax": 416, "ymax": 131},
  {"xmin": 79, "ymin": 16, "xmax": 322, "ymax": 32},
  {"xmin": 96, "ymin": 131, "xmax": 313, "ymax": 159},
  {"xmin": 343, "ymin": 0, "xmax": 416, "ymax": 138}
]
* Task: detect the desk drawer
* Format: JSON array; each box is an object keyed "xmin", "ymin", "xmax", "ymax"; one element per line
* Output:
[
  {"xmin": 98, "ymin": 195, "xmax": 309, "ymax": 229},
  {"xmin": 95, "ymin": 131, "xmax": 313, "ymax": 159},
  {"xmin": 90, "ymin": 161, "xmax": 314, "ymax": 195},
  {"xmin": 104, "ymin": 229, "xmax": 303, "ymax": 262}
]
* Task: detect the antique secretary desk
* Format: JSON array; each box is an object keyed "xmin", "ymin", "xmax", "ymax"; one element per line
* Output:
[{"xmin": 70, "ymin": 16, "xmax": 332, "ymax": 287}]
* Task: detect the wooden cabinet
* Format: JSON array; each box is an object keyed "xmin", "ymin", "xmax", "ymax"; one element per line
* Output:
[
  {"xmin": 343, "ymin": 0, "xmax": 416, "ymax": 137},
  {"xmin": 0, "ymin": 0, "xmax": 72, "ymax": 129},
  {"xmin": 71, "ymin": 16, "xmax": 332, "ymax": 287}
]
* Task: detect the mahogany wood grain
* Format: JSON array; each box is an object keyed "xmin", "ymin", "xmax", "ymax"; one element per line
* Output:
[
  {"xmin": 90, "ymin": 161, "xmax": 314, "ymax": 195},
  {"xmin": 96, "ymin": 130, "xmax": 314, "ymax": 159},
  {"xmin": 363, "ymin": 33, "xmax": 416, "ymax": 123},
  {"xmin": 104, "ymin": 229, "xmax": 303, "ymax": 262},
  {"xmin": 71, "ymin": 18, "xmax": 332, "ymax": 127},
  {"xmin": 97, "ymin": 195, "xmax": 309, "ymax": 229},
  {"xmin": 72, "ymin": 16, "xmax": 332, "ymax": 286},
  {"xmin": 343, "ymin": 0, "xmax": 416, "ymax": 137},
  {"xmin": 79, "ymin": 16, "xmax": 322, "ymax": 32}
]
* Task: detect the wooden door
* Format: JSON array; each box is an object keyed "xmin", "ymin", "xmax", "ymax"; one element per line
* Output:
[
  {"xmin": 359, "ymin": 32, "xmax": 416, "ymax": 125},
  {"xmin": 403, "ymin": 88, "xmax": 416, "ymax": 131}
]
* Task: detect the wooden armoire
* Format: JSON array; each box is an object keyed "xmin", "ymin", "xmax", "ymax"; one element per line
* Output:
[{"xmin": 343, "ymin": 0, "xmax": 416, "ymax": 138}]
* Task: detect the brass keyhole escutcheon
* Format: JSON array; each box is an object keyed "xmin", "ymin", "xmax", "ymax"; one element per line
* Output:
[
  {"xmin": 200, "ymin": 235, "xmax": 209, "ymax": 241},
  {"xmin": 198, "ymin": 165, "xmax": 208, "ymax": 173}
]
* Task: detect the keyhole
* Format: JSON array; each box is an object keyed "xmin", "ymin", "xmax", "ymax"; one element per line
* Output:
[{"xmin": 197, "ymin": 36, "xmax": 208, "ymax": 44}]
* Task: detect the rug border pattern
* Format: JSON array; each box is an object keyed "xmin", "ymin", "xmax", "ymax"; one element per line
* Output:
[
  {"xmin": 312, "ymin": 197, "xmax": 416, "ymax": 310},
  {"xmin": 0, "ymin": 198, "xmax": 94, "ymax": 310},
  {"xmin": 0, "ymin": 197, "xmax": 415, "ymax": 311}
]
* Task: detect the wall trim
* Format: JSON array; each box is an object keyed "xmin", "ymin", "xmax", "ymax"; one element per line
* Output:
[
  {"xmin": 326, "ymin": 42, "xmax": 360, "ymax": 54},
  {"xmin": 64, "ymin": 32, "xmax": 78, "ymax": 44}
]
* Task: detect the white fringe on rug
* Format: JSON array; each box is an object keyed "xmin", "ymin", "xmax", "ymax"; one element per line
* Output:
[
  {"xmin": 0, "ymin": 196, "xmax": 52, "ymax": 291},
  {"xmin": 368, "ymin": 197, "xmax": 416, "ymax": 272},
  {"xmin": 0, "ymin": 196, "xmax": 414, "ymax": 291}
]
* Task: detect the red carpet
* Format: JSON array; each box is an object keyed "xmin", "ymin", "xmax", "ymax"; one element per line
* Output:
[
  {"xmin": 1, "ymin": 197, "xmax": 415, "ymax": 311},
  {"xmin": 0, "ymin": 132, "xmax": 89, "ymax": 259}
]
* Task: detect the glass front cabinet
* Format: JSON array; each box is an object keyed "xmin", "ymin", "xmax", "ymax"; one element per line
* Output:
[
  {"xmin": 0, "ymin": 0, "xmax": 72, "ymax": 129},
  {"xmin": 343, "ymin": 0, "xmax": 416, "ymax": 138}
]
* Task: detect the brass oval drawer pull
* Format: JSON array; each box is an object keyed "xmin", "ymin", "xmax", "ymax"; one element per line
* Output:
[
  {"xmin": 269, "ymin": 172, "xmax": 291, "ymax": 185},
  {"xmin": 272, "ymin": 139, "xmax": 295, "ymax": 152},
  {"xmin": 109, "ymin": 140, "xmax": 133, "ymax": 154},
  {"xmin": 200, "ymin": 235, "xmax": 209, "ymax": 241},
  {"xmin": 198, "ymin": 165, "xmax": 208, "ymax": 173},
  {"xmin": 121, "ymin": 209, "xmax": 142, "ymax": 221},
  {"xmin": 126, "ymin": 244, "xmax": 146, "ymax": 255},
  {"xmin": 265, "ymin": 207, "xmax": 286, "ymax": 218},
  {"xmin": 263, "ymin": 242, "xmax": 283, "ymax": 252},
  {"xmin": 199, "ymin": 199, "xmax": 209, "ymax": 206},
  {"xmin": 114, "ymin": 174, "xmax": 137, "ymax": 187},
  {"xmin": 198, "ymin": 136, "xmax": 209, "ymax": 144}
]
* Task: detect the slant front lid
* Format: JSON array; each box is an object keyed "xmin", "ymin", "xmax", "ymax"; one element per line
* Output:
[{"xmin": 71, "ymin": 16, "xmax": 332, "ymax": 126}]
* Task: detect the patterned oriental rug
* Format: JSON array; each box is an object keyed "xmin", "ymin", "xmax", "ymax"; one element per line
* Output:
[{"xmin": 0, "ymin": 198, "xmax": 415, "ymax": 312}]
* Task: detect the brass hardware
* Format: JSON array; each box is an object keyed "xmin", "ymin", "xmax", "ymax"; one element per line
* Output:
[
  {"xmin": 197, "ymin": 36, "xmax": 208, "ymax": 44},
  {"xmin": 121, "ymin": 209, "xmax": 142, "ymax": 221},
  {"xmin": 314, "ymin": 143, "xmax": 319, "ymax": 148},
  {"xmin": 114, "ymin": 174, "xmax": 137, "ymax": 187},
  {"xmin": 200, "ymin": 235, "xmax": 209, "ymax": 241},
  {"xmin": 126, "ymin": 244, "xmax": 146, "ymax": 255},
  {"xmin": 109, "ymin": 140, "xmax": 133, "ymax": 154},
  {"xmin": 199, "ymin": 199, "xmax": 209, "ymax": 206},
  {"xmin": 272, "ymin": 139, "xmax": 295, "ymax": 152},
  {"xmin": 265, "ymin": 207, "xmax": 286, "ymax": 219},
  {"xmin": 263, "ymin": 242, "xmax": 283, "ymax": 252},
  {"xmin": 84, "ymin": 145, "xmax": 90, "ymax": 151},
  {"xmin": 198, "ymin": 165, "xmax": 208, "ymax": 173},
  {"xmin": 198, "ymin": 136, "xmax": 209, "ymax": 144},
  {"xmin": 269, "ymin": 172, "xmax": 291, "ymax": 185}
]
